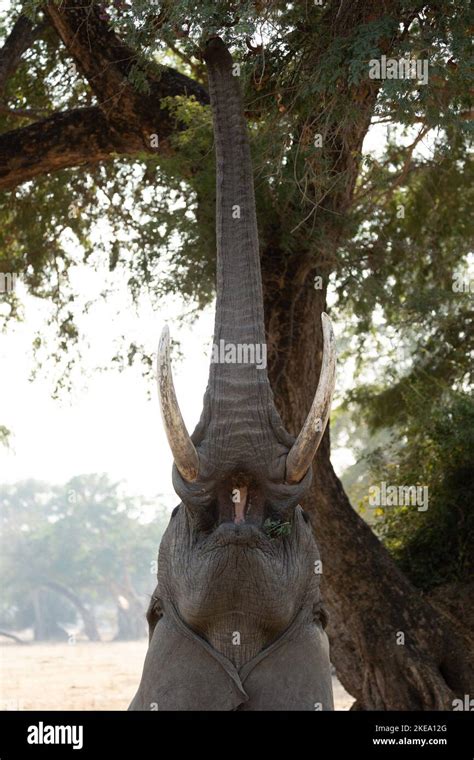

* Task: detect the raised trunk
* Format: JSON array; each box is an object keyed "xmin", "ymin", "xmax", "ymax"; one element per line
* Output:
[
  {"xmin": 205, "ymin": 39, "xmax": 265, "ymax": 351},
  {"xmin": 263, "ymin": 254, "xmax": 474, "ymax": 709},
  {"xmin": 194, "ymin": 39, "xmax": 290, "ymax": 479}
]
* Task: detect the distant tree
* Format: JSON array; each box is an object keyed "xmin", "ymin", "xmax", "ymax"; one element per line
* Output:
[{"xmin": 0, "ymin": 475, "xmax": 167, "ymax": 640}]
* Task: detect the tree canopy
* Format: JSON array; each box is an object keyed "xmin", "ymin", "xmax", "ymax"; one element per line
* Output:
[{"xmin": 1, "ymin": 1, "xmax": 472, "ymax": 377}]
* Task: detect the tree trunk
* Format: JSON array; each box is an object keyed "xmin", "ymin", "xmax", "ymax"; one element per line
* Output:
[
  {"xmin": 109, "ymin": 576, "xmax": 147, "ymax": 641},
  {"xmin": 31, "ymin": 588, "xmax": 68, "ymax": 642},
  {"xmin": 44, "ymin": 581, "xmax": 101, "ymax": 642},
  {"xmin": 262, "ymin": 254, "xmax": 474, "ymax": 709},
  {"xmin": 114, "ymin": 596, "xmax": 147, "ymax": 641}
]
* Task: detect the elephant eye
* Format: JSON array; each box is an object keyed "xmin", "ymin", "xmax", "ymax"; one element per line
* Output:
[
  {"xmin": 171, "ymin": 506, "xmax": 180, "ymax": 519},
  {"xmin": 302, "ymin": 510, "xmax": 310, "ymax": 524}
]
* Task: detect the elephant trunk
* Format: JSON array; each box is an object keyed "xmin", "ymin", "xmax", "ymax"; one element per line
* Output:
[
  {"xmin": 196, "ymin": 37, "xmax": 288, "ymax": 475},
  {"xmin": 157, "ymin": 38, "xmax": 336, "ymax": 502}
]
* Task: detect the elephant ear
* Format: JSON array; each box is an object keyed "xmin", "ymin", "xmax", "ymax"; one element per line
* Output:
[
  {"xmin": 129, "ymin": 611, "xmax": 249, "ymax": 712},
  {"xmin": 145, "ymin": 591, "xmax": 163, "ymax": 644},
  {"xmin": 313, "ymin": 599, "xmax": 329, "ymax": 630}
]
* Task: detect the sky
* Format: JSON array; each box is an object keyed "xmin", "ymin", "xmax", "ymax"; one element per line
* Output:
[{"xmin": 0, "ymin": 280, "xmax": 215, "ymax": 508}]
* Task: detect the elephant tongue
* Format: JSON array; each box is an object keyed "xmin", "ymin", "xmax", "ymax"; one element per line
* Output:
[{"xmin": 233, "ymin": 486, "xmax": 247, "ymax": 524}]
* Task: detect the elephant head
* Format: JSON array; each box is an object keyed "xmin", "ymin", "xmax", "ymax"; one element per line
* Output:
[{"xmin": 130, "ymin": 37, "xmax": 336, "ymax": 712}]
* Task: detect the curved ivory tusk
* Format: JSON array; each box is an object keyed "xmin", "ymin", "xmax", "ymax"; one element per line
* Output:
[
  {"xmin": 285, "ymin": 313, "xmax": 337, "ymax": 484},
  {"xmin": 157, "ymin": 326, "xmax": 199, "ymax": 482}
]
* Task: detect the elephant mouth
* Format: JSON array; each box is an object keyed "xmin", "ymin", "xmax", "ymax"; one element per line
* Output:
[
  {"xmin": 199, "ymin": 478, "xmax": 297, "ymax": 546},
  {"xmin": 203, "ymin": 520, "xmax": 270, "ymax": 550},
  {"xmin": 212, "ymin": 480, "xmax": 264, "ymax": 528}
]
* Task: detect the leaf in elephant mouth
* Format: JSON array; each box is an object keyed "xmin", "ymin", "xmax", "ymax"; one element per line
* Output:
[{"xmin": 263, "ymin": 518, "xmax": 292, "ymax": 538}]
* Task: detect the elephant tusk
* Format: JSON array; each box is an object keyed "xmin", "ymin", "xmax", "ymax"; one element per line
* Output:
[
  {"xmin": 285, "ymin": 313, "xmax": 337, "ymax": 485},
  {"xmin": 157, "ymin": 325, "xmax": 200, "ymax": 482}
]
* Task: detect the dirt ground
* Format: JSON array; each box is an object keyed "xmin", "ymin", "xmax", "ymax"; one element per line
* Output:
[{"xmin": 0, "ymin": 640, "xmax": 354, "ymax": 710}]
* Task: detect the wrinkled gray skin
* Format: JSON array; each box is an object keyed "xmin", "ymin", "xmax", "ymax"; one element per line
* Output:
[
  {"xmin": 129, "ymin": 37, "xmax": 334, "ymax": 711},
  {"xmin": 159, "ymin": 502, "xmax": 322, "ymax": 669}
]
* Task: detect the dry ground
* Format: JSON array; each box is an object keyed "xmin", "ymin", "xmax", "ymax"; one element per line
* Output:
[{"xmin": 0, "ymin": 640, "xmax": 353, "ymax": 710}]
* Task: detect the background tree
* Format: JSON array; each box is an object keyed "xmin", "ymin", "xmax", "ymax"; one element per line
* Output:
[
  {"xmin": 0, "ymin": 0, "xmax": 472, "ymax": 707},
  {"xmin": 0, "ymin": 475, "xmax": 167, "ymax": 640}
]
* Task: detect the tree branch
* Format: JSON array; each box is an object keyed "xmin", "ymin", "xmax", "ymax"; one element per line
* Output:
[
  {"xmin": 44, "ymin": 0, "xmax": 139, "ymax": 117},
  {"xmin": 0, "ymin": 106, "xmax": 121, "ymax": 190},
  {"xmin": 353, "ymin": 124, "xmax": 431, "ymax": 205},
  {"xmin": 0, "ymin": 104, "xmax": 52, "ymax": 120},
  {"xmin": 0, "ymin": 3, "xmax": 210, "ymax": 191},
  {"xmin": 0, "ymin": 15, "xmax": 42, "ymax": 95},
  {"xmin": 0, "ymin": 629, "xmax": 29, "ymax": 644},
  {"xmin": 44, "ymin": 0, "xmax": 209, "ymax": 144}
]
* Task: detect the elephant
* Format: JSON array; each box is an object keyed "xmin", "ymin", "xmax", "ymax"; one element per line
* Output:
[{"xmin": 129, "ymin": 36, "xmax": 336, "ymax": 711}]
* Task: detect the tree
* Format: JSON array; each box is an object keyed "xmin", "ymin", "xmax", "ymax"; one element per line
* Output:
[
  {"xmin": 0, "ymin": 476, "xmax": 166, "ymax": 640},
  {"xmin": 0, "ymin": 479, "xmax": 83, "ymax": 640},
  {"xmin": 0, "ymin": 0, "xmax": 472, "ymax": 707},
  {"xmin": 365, "ymin": 392, "xmax": 474, "ymax": 591}
]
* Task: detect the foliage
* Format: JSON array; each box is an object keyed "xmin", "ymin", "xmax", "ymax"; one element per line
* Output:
[
  {"xmin": 352, "ymin": 392, "xmax": 474, "ymax": 591},
  {"xmin": 0, "ymin": 1, "xmax": 472, "ymax": 383},
  {"xmin": 263, "ymin": 517, "xmax": 292, "ymax": 538},
  {"xmin": 0, "ymin": 425, "xmax": 10, "ymax": 447}
]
